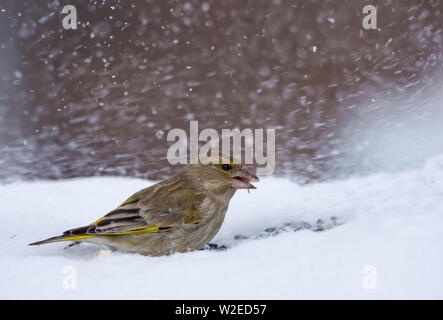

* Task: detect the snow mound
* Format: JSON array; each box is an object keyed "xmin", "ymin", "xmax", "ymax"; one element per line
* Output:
[{"xmin": 1, "ymin": 157, "xmax": 443, "ymax": 299}]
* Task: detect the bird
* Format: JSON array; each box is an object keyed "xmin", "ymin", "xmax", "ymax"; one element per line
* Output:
[{"xmin": 29, "ymin": 156, "xmax": 259, "ymax": 256}]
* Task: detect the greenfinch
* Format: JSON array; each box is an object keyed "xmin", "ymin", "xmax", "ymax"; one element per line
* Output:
[{"xmin": 29, "ymin": 156, "xmax": 259, "ymax": 256}]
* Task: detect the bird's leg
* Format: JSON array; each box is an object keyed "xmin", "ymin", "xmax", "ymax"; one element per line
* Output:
[{"xmin": 64, "ymin": 241, "xmax": 81, "ymax": 249}]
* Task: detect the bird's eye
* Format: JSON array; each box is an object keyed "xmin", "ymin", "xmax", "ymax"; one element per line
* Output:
[{"xmin": 221, "ymin": 164, "xmax": 232, "ymax": 171}]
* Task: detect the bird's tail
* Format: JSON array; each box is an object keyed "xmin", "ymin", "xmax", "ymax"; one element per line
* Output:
[{"xmin": 28, "ymin": 234, "xmax": 95, "ymax": 246}]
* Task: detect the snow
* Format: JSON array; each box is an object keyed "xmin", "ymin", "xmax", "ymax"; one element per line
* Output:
[{"xmin": 1, "ymin": 155, "xmax": 443, "ymax": 299}]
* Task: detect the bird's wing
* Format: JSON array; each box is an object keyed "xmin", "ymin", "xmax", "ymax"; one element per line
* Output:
[{"xmin": 63, "ymin": 186, "xmax": 205, "ymax": 237}]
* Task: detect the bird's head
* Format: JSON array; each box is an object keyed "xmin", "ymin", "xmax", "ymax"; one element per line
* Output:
[{"xmin": 183, "ymin": 155, "xmax": 259, "ymax": 193}]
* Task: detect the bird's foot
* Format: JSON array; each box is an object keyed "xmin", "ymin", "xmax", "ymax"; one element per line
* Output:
[{"xmin": 203, "ymin": 243, "xmax": 228, "ymax": 251}]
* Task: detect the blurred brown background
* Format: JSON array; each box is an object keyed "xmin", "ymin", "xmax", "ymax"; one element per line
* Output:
[{"xmin": 0, "ymin": 0, "xmax": 442, "ymax": 183}]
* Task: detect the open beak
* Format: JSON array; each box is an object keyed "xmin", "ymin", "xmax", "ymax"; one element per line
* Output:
[{"xmin": 231, "ymin": 167, "xmax": 259, "ymax": 190}]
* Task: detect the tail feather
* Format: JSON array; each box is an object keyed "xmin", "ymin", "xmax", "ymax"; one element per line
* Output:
[{"xmin": 28, "ymin": 234, "xmax": 95, "ymax": 246}]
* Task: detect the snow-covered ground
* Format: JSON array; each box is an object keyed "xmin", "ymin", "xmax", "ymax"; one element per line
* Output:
[{"xmin": 1, "ymin": 155, "xmax": 443, "ymax": 299}]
